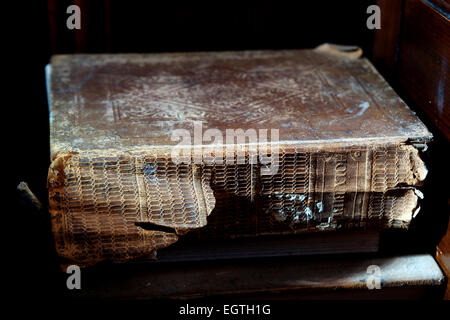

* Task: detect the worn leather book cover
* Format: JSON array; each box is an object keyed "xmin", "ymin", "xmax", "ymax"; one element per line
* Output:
[{"xmin": 47, "ymin": 45, "xmax": 432, "ymax": 268}]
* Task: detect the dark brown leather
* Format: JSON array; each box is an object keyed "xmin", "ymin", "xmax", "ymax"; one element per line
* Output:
[{"xmin": 47, "ymin": 47, "xmax": 432, "ymax": 268}]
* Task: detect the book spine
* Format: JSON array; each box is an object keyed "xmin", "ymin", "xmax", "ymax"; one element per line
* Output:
[{"xmin": 48, "ymin": 144, "xmax": 426, "ymax": 267}]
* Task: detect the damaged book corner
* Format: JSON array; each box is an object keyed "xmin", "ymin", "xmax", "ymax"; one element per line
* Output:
[{"xmin": 46, "ymin": 44, "xmax": 432, "ymax": 269}]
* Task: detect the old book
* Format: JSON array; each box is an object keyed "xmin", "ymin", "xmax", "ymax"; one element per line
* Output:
[{"xmin": 47, "ymin": 45, "xmax": 432, "ymax": 268}]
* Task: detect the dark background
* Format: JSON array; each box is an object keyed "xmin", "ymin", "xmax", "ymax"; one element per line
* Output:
[{"xmin": 7, "ymin": 0, "xmax": 448, "ymax": 303}]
